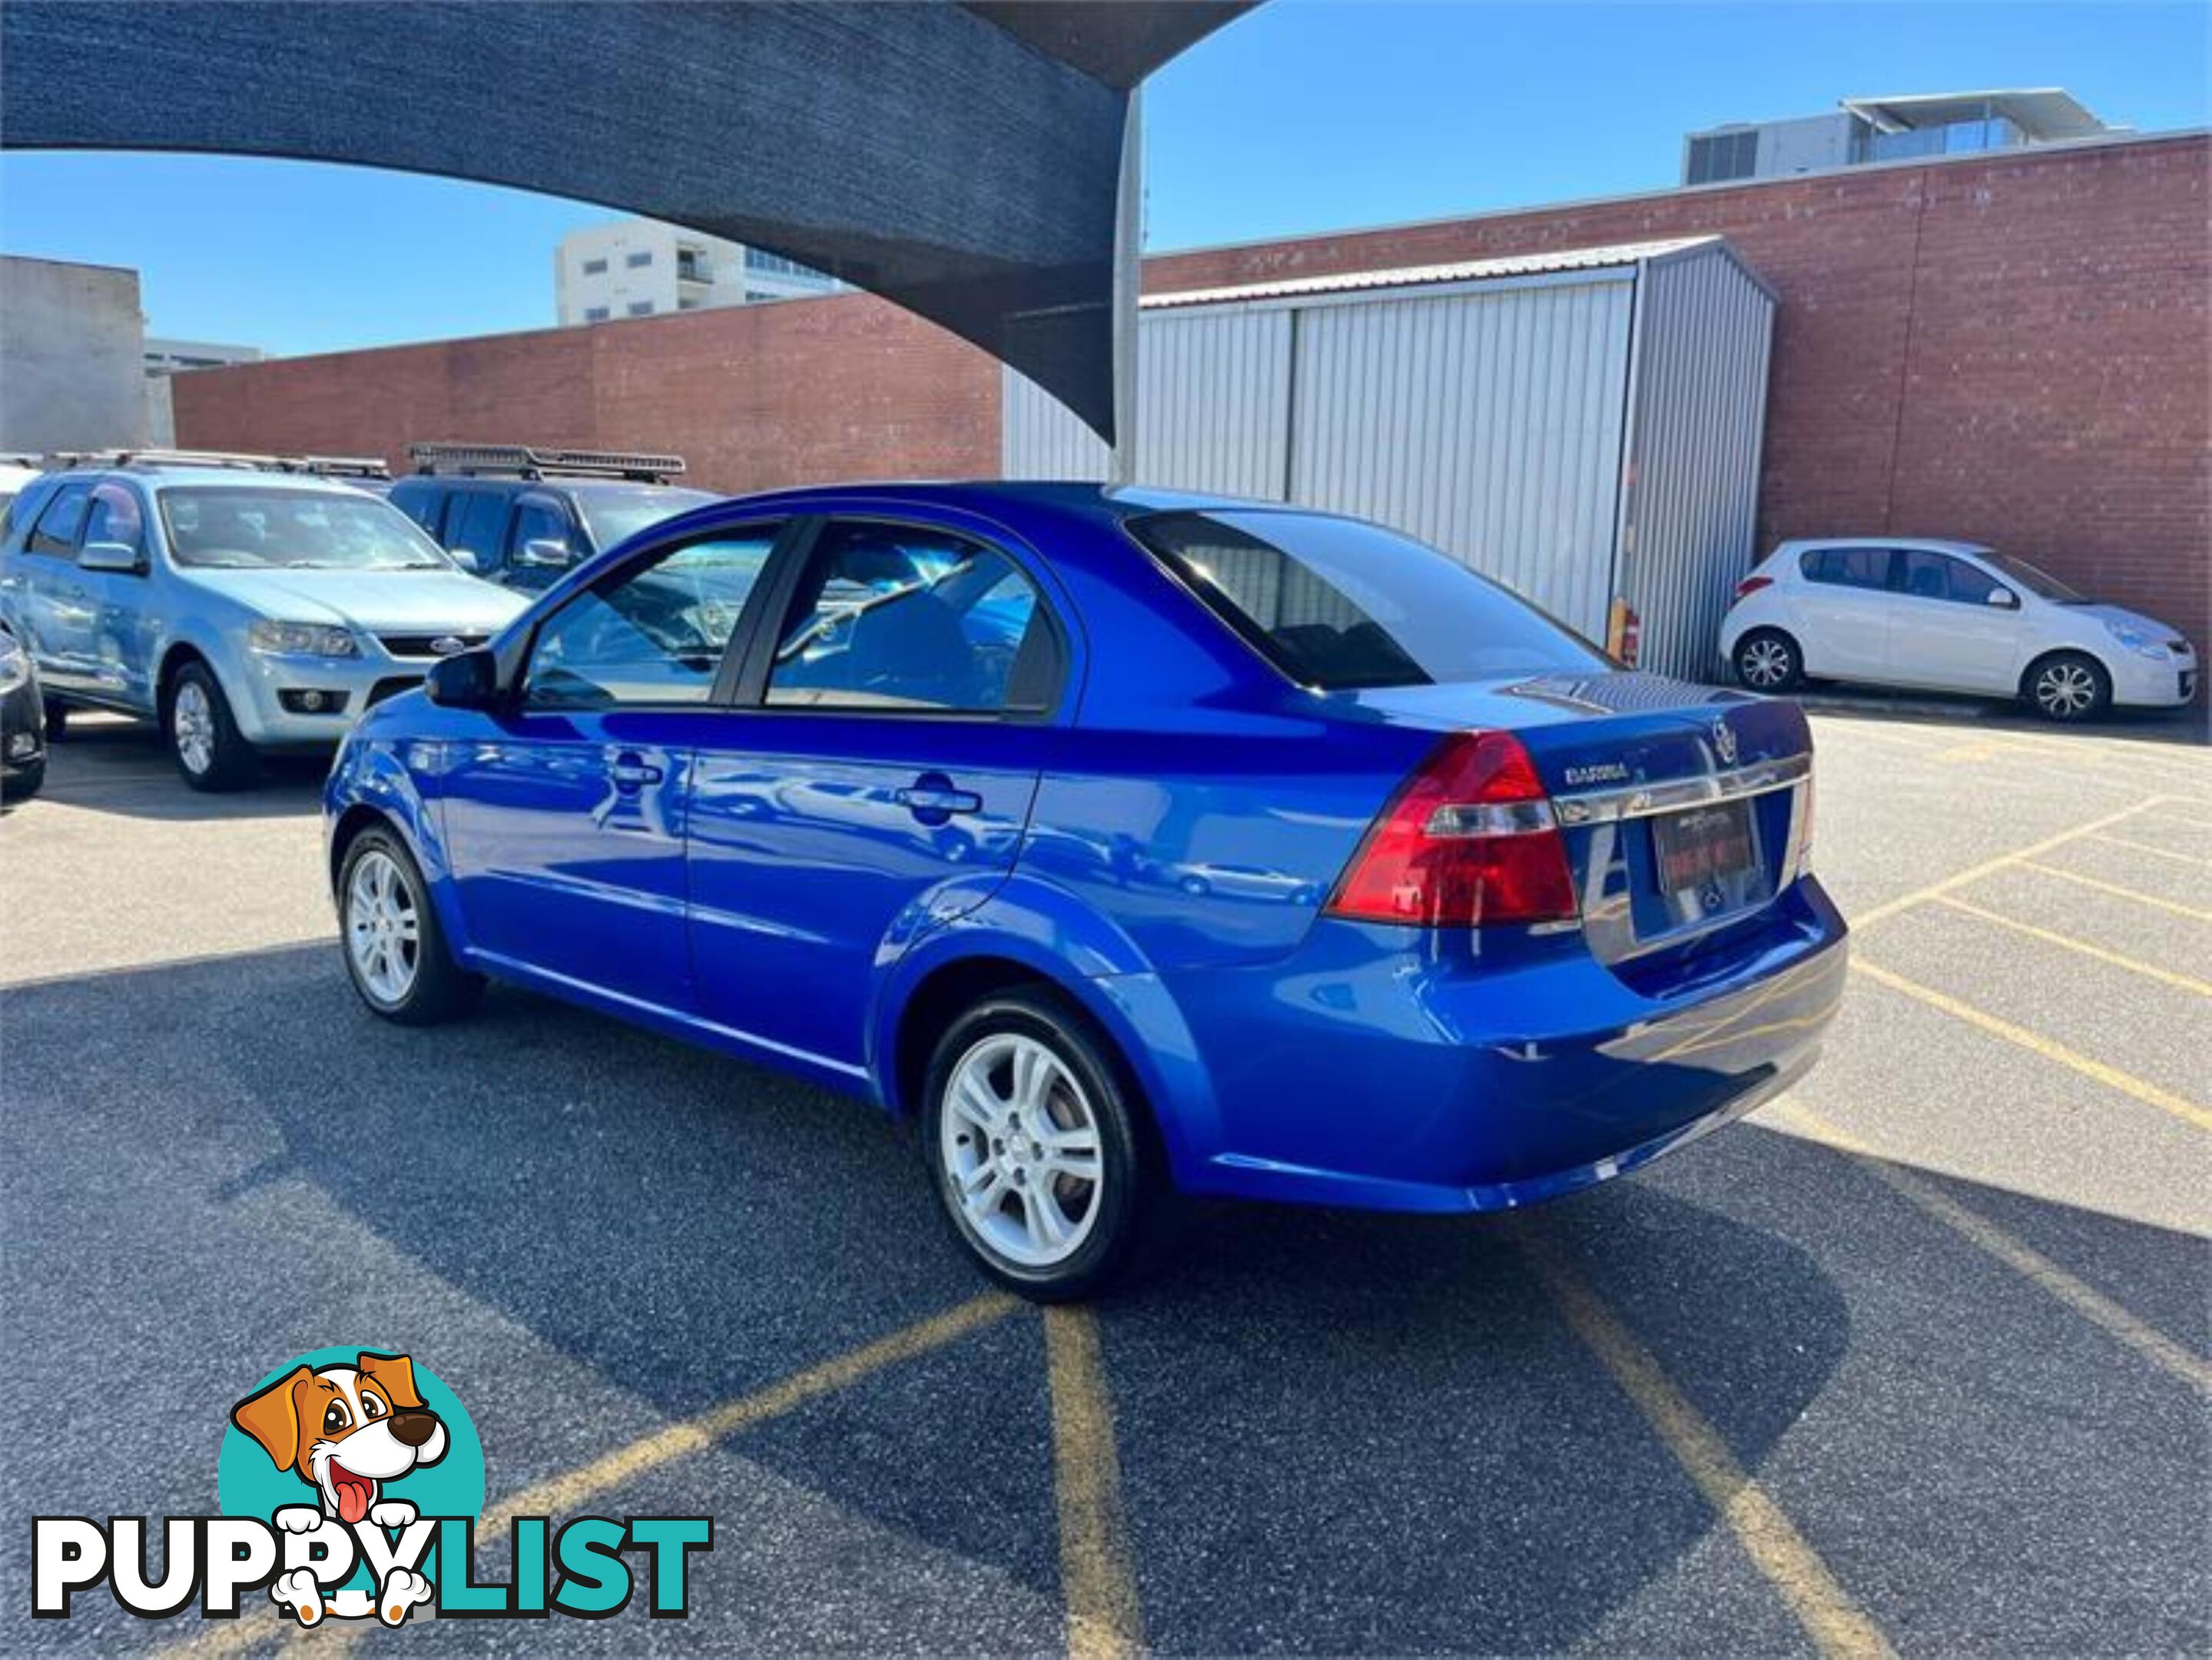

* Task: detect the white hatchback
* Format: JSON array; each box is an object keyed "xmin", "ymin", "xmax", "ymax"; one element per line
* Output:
[{"xmin": 1720, "ymin": 538, "xmax": 2198, "ymax": 722}]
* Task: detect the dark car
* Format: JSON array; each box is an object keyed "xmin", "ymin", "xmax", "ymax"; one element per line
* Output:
[
  {"xmin": 1, "ymin": 628, "xmax": 47, "ymax": 802},
  {"xmin": 390, "ymin": 443, "xmax": 719, "ymax": 594},
  {"xmin": 325, "ymin": 481, "xmax": 1846, "ymax": 1299}
]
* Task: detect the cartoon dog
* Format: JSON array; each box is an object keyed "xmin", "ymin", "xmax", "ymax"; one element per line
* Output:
[{"xmin": 231, "ymin": 1352, "xmax": 447, "ymax": 1625}]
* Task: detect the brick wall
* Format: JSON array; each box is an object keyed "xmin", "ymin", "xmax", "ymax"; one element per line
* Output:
[
  {"xmin": 173, "ymin": 290, "xmax": 1003, "ymax": 496},
  {"xmin": 178, "ymin": 134, "xmax": 2209, "ymax": 659},
  {"xmin": 1147, "ymin": 135, "xmax": 2211, "ymax": 659}
]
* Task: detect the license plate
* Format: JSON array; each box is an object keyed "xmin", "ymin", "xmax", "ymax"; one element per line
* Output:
[{"xmin": 1652, "ymin": 802, "xmax": 1756, "ymax": 894}]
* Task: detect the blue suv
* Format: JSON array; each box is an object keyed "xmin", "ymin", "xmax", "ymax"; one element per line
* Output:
[
  {"xmin": 326, "ymin": 483, "xmax": 1846, "ymax": 1297},
  {"xmin": 0, "ymin": 457, "xmax": 525, "ymax": 788},
  {"xmin": 389, "ymin": 444, "xmax": 718, "ymax": 594}
]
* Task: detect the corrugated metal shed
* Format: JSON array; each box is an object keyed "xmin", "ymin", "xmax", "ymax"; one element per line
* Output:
[{"xmin": 1003, "ymin": 235, "xmax": 1776, "ymax": 679}]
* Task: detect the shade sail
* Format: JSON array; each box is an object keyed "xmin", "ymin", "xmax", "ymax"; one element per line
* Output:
[{"xmin": 0, "ymin": 1, "xmax": 1249, "ymax": 443}]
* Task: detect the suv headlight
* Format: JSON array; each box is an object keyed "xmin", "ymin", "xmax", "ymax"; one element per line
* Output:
[
  {"xmin": 247, "ymin": 620, "xmax": 360, "ymax": 658},
  {"xmin": 2102, "ymin": 621, "xmax": 2170, "ymax": 661},
  {"xmin": 0, "ymin": 636, "xmax": 27, "ymax": 696}
]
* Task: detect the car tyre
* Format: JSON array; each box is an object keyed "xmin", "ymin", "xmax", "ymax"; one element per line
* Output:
[
  {"xmin": 338, "ymin": 826, "xmax": 483, "ymax": 1025},
  {"xmin": 167, "ymin": 661, "xmax": 260, "ymax": 791},
  {"xmin": 922, "ymin": 991, "xmax": 1167, "ymax": 1302},
  {"xmin": 1733, "ymin": 629, "xmax": 1802, "ymax": 692},
  {"xmin": 1, "ymin": 757, "xmax": 44, "ymax": 804},
  {"xmin": 2023, "ymin": 652, "xmax": 2111, "ymax": 723}
]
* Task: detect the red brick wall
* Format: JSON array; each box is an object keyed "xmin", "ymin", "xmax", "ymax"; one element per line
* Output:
[
  {"xmin": 1147, "ymin": 135, "xmax": 2211, "ymax": 659},
  {"xmin": 173, "ymin": 290, "xmax": 1003, "ymax": 496},
  {"xmin": 179, "ymin": 135, "xmax": 2208, "ymax": 658}
]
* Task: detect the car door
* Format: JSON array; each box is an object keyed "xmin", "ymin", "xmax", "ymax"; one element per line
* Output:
[
  {"xmin": 1886, "ymin": 549, "xmax": 2022, "ymax": 694},
  {"xmin": 685, "ymin": 515, "xmax": 1069, "ymax": 1074},
  {"xmin": 75, "ymin": 481, "xmax": 161, "ymax": 709},
  {"xmin": 1791, "ymin": 546, "xmax": 1895, "ymax": 681},
  {"xmin": 437, "ymin": 520, "xmax": 790, "ymax": 1012},
  {"xmin": 13, "ymin": 481, "xmax": 98, "ymax": 693}
]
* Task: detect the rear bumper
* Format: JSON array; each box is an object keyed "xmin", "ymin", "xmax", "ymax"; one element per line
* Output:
[{"xmin": 1156, "ymin": 878, "xmax": 1848, "ymax": 1213}]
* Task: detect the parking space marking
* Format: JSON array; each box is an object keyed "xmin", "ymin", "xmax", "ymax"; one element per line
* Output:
[
  {"xmin": 1518, "ymin": 1233, "xmax": 1895, "ymax": 1660},
  {"xmin": 1848, "ymin": 797, "xmax": 2167, "ymax": 928},
  {"xmin": 1932, "ymin": 895, "xmax": 2212, "ymax": 998},
  {"xmin": 156, "ymin": 1293, "xmax": 1020, "ymax": 1660},
  {"xmin": 2086, "ymin": 832, "xmax": 2212, "ymax": 870},
  {"xmin": 1769, "ymin": 1102, "xmax": 2212, "ymax": 1394},
  {"xmin": 2015, "ymin": 861, "xmax": 2212, "ymax": 923},
  {"xmin": 1044, "ymin": 1306, "xmax": 1144, "ymax": 1660},
  {"xmin": 1851, "ymin": 960, "xmax": 2212, "ymax": 1131}
]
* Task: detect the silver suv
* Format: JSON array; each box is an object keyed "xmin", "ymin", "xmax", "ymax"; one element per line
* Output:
[{"xmin": 0, "ymin": 455, "xmax": 526, "ymax": 789}]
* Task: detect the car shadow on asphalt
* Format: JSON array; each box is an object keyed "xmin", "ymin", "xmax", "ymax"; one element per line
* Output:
[
  {"xmin": 27, "ymin": 718, "xmax": 327, "ymax": 820},
  {"xmin": 5, "ymin": 943, "xmax": 2206, "ymax": 1654}
]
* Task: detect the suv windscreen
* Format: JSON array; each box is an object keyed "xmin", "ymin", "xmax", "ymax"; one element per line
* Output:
[
  {"xmin": 1131, "ymin": 510, "xmax": 1609, "ymax": 690},
  {"xmin": 158, "ymin": 487, "xmax": 451, "ymax": 571},
  {"xmin": 573, "ymin": 486, "xmax": 720, "ymax": 553}
]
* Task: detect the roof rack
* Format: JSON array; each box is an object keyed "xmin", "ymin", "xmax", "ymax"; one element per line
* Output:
[
  {"xmin": 406, "ymin": 442, "xmax": 687, "ymax": 484},
  {"xmin": 275, "ymin": 455, "xmax": 392, "ymax": 480},
  {"xmin": 46, "ymin": 448, "xmax": 284, "ymax": 472}
]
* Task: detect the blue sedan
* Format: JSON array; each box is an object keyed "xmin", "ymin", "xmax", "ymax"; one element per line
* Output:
[{"xmin": 325, "ymin": 483, "xmax": 1847, "ymax": 1298}]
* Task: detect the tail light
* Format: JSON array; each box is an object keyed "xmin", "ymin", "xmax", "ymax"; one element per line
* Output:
[
  {"xmin": 1325, "ymin": 732, "xmax": 1579, "ymax": 928},
  {"xmin": 1733, "ymin": 575, "xmax": 1774, "ymax": 600}
]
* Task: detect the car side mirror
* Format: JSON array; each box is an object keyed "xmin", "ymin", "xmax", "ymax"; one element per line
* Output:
[
  {"xmin": 514, "ymin": 537, "xmax": 576, "ymax": 569},
  {"xmin": 78, "ymin": 540, "xmax": 144, "ymax": 575},
  {"xmin": 1987, "ymin": 587, "xmax": 2019, "ymax": 609},
  {"xmin": 447, "ymin": 546, "xmax": 484, "ymax": 575},
  {"xmin": 425, "ymin": 647, "xmax": 504, "ymax": 709}
]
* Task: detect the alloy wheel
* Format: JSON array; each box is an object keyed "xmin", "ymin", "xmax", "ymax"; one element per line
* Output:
[
  {"xmin": 346, "ymin": 849, "xmax": 421, "ymax": 1005},
  {"xmin": 2035, "ymin": 662, "xmax": 2098, "ymax": 718},
  {"xmin": 1739, "ymin": 638, "xmax": 1793, "ymax": 689},
  {"xmin": 939, "ymin": 1032, "xmax": 1104, "ymax": 1269},
  {"xmin": 172, "ymin": 680, "xmax": 216, "ymax": 775}
]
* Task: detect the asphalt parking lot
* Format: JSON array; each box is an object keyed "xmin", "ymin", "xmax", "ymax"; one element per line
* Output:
[{"xmin": 2, "ymin": 709, "xmax": 2206, "ymax": 1656}]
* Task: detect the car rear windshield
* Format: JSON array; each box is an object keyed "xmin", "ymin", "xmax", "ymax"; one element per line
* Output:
[
  {"xmin": 159, "ymin": 486, "xmax": 449, "ymax": 571},
  {"xmin": 1130, "ymin": 509, "xmax": 1610, "ymax": 690},
  {"xmin": 575, "ymin": 486, "xmax": 721, "ymax": 553}
]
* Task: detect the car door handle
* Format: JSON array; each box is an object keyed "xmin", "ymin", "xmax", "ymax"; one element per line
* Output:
[
  {"xmin": 609, "ymin": 755, "xmax": 664, "ymax": 788},
  {"xmin": 897, "ymin": 777, "xmax": 982, "ymax": 817}
]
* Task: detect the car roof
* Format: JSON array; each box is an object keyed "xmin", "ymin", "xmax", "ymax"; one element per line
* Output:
[
  {"xmin": 108, "ymin": 466, "xmax": 385, "ymax": 494},
  {"xmin": 701, "ymin": 479, "xmax": 1302, "ymax": 524},
  {"xmin": 1775, "ymin": 536, "xmax": 1993, "ymax": 557}
]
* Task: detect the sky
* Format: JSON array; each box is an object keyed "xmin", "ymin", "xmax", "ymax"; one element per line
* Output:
[{"xmin": 1, "ymin": 2, "xmax": 2204, "ymax": 357}]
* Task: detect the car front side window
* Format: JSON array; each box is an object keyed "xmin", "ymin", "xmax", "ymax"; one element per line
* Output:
[
  {"xmin": 83, "ymin": 483, "xmax": 146, "ymax": 560},
  {"xmin": 763, "ymin": 521, "xmax": 1055, "ymax": 715},
  {"xmin": 523, "ymin": 526, "xmax": 782, "ymax": 709},
  {"xmin": 1899, "ymin": 549, "xmax": 1999, "ymax": 605}
]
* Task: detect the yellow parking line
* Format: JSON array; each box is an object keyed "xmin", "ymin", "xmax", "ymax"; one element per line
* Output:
[
  {"xmin": 1933, "ymin": 896, "xmax": 2212, "ymax": 998},
  {"xmin": 158, "ymin": 1293, "xmax": 1020, "ymax": 1659},
  {"xmin": 2015, "ymin": 861, "xmax": 2212, "ymax": 923},
  {"xmin": 2085, "ymin": 832, "xmax": 2212, "ymax": 871},
  {"xmin": 1849, "ymin": 796, "xmax": 2167, "ymax": 928},
  {"xmin": 1519, "ymin": 1234, "xmax": 1895, "ymax": 1660},
  {"xmin": 1851, "ymin": 960, "xmax": 2212, "ymax": 1131},
  {"xmin": 1769, "ymin": 1103, "xmax": 2211, "ymax": 1393},
  {"xmin": 1045, "ymin": 1306, "xmax": 1145, "ymax": 1660}
]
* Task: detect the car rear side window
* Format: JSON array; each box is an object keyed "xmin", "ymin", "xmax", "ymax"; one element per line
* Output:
[
  {"xmin": 525, "ymin": 526, "xmax": 781, "ymax": 708},
  {"xmin": 764, "ymin": 522, "xmax": 1057, "ymax": 715},
  {"xmin": 1131, "ymin": 510, "xmax": 1607, "ymax": 691},
  {"xmin": 27, "ymin": 483, "xmax": 91, "ymax": 559},
  {"xmin": 1799, "ymin": 546, "xmax": 1892, "ymax": 589}
]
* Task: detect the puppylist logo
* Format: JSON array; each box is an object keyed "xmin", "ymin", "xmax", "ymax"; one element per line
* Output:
[{"xmin": 33, "ymin": 1347, "xmax": 711, "ymax": 1627}]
